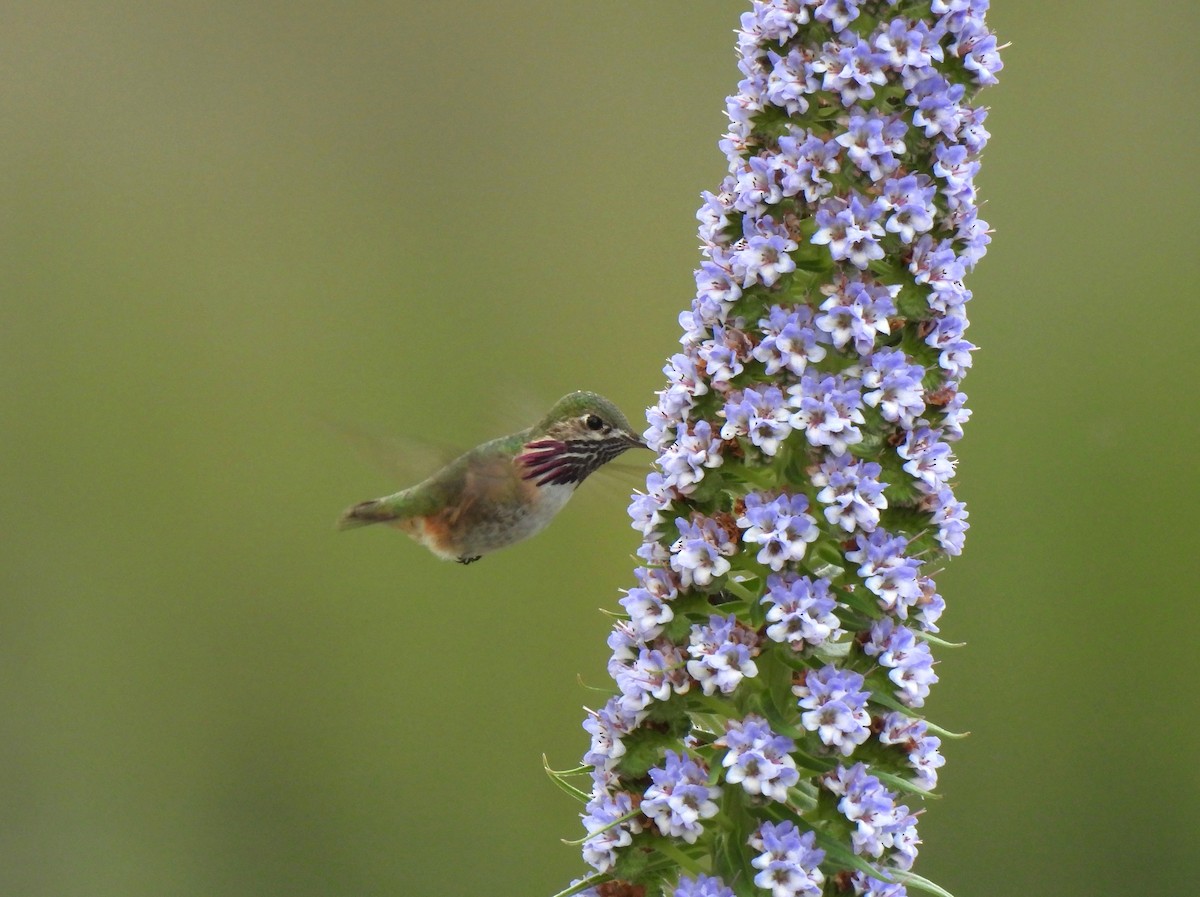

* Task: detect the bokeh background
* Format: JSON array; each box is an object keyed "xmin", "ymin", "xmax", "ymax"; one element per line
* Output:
[{"xmin": 3, "ymin": 2, "xmax": 1195, "ymax": 895}]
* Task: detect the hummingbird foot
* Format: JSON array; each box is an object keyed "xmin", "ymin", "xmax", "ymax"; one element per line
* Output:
[{"xmin": 457, "ymin": 555, "xmax": 482, "ymax": 565}]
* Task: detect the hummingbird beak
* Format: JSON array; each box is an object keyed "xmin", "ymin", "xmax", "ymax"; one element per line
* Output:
[{"xmin": 623, "ymin": 429, "xmax": 649, "ymax": 450}]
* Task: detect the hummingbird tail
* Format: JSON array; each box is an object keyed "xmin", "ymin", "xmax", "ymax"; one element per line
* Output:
[{"xmin": 337, "ymin": 498, "xmax": 399, "ymax": 530}]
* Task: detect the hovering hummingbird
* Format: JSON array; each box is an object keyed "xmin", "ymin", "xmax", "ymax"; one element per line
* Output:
[{"xmin": 337, "ymin": 391, "xmax": 646, "ymax": 564}]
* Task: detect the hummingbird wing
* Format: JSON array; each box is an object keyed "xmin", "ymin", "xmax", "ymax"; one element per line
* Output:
[
  {"xmin": 440, "ymin": 438, "xmax": 529, "ymax": 528},
  {"xmin": 316, "ymin": 413, "xmax": 462, "ymax": 485}
]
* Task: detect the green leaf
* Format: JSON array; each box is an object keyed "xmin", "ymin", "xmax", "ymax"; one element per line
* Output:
[
  {"xmin": 833, "ymin": 587, "xmax": 880, "ymax": 618},
  {"xmin": 809, "ymin": 539, "xmax": 849, "ymax": 573},
  {"xmin": 892, "ymin": 869, "xmax": 959, "ymax": 897},
  {"xmin": 871, "ymin": 768, "xmax": 937, "ymax": 800},
  {"xmin": 543, "ymin": 754, "xmax": 591, "ymax": 802},
  {"xmin": 756, "ymin": 644, "xmax": 798, "ymax": 723},
  {"xmin": 653, "ymin": 840, "xmax": 706, "ymax": 876},
  {"xmin": 813, "ymin": 639, "xmax": 852, "ymax": 661},
  {"xmin": 546, "ymin": 873, "xmax": 606, "ymax": 897},
  {"xmin": 545, "ymin": 773, "xmax": 590, "ymax": 803},
  {"xmin": 714, "ymin": 784, "xmax": 758, "ymax": 889},
  {"xmin": 868, "ymin": 694, "xmax": 969, "ymax": 739},
  {"xmin": 560, "ymin": 809, "xmax": 641, "ymax": 847},
  {"xmin": 772, "ymin": 648, "xmax": 812, "ymax": 672},
  {"xmin": 919, "ymin": 632, "xmax": 966, "ymax": 649},
  {"xmin": 812, "ymin": 829, "xmax": 889, "ymax": 880},
  {"xmin": 543, "ymin": 757, "xmax": 593, "ymax": 777},
  {"xmin": 922, "ymin": 720, "xmax": 970, "ymax": 739},
  {"xmin": 722, "ymin": 578, "xmax": 760, "ymax": 602},
  {"xmin": 574, "ymin": 673, "xmax": 614, "ymax": 693}
]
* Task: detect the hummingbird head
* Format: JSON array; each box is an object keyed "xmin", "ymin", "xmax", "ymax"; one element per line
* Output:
[{"xmin": 518, "ymin": 391, "xmax": 646, "ymax": 487}]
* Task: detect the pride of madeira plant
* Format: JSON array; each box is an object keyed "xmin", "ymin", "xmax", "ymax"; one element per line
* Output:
[{"xmin": 546, "ymin": 2, "xmax": 1000, "ymax": 896}]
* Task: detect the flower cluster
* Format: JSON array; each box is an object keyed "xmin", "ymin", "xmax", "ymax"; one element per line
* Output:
[
  {"xmin": 794, "ymin": 664, "xmax": 872, "ymax": 755},
  {"xmin": 826, "ymin": 763, "xmax": 919, "ymax": 867},
  {"xmin": 557, "ymin": 3, "xmax": 997, "ymax": 895},
  {"xmin": 716, "ymin": 714, "xmax": 800, "ymax": 801},
  {"xmin": 642, "ymin": 751, "xmax": 722, "ymax": 843},
  {"xmin": 750, "ymin": 821, "xmax": 826, "ymax": 897}
]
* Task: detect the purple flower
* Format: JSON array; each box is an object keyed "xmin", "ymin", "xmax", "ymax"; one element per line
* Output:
[
  {"xmin": 659, "ymin": 419, "xmax": 726, "ymax": 494},
  {"xmin": 762, "ymin": 572, "xmax": 842, "ymax": 649},
  {"xmin": 618, "ymin": 588, "xmax": 673, "ymax": 641},
  {"xmin": 864, "ymin": 618, "xmax": 939, "ymax": 707},
  {"xmin": 674, "ymin": 873, "xmax": 737, "ymax": 897},
  {"xmin": 726, "ymin": 71, "xmax": 766, "ymax": 130},
  {"xmin": 938, "ymin": 384, "xmax": 971, "ymax": 440},
  {"xmin": 874, "ymin": 18, "xmax": 943, "ymax": 87},
  {"xmin": 957, "ymin": 101, "xmax": 991, "ymax": 154},
  {"xmin": 687, "ymin": 614, "xmax": 760, "ymax": 696},
  {"xmin": 897, "ymin": 426, "xmax": 955, "ymax": 491},
  {"xmin": 879, "ymin": 712, "xmax": 945, "ymax": 790},
  {"xmin": 717, "ymin": 715, "xmax": 800, "ymax": 801},
  {"xmin": 862, "ymin": 349, "xmax": 926, "ymax": 429},
  {"xmin": 582, "ymin": 789, "xmax": 641, "ymax": 872},
  {"xmin": 925, "ymin": 310, "xmax": 975, "ymax": 378},
  {"xmin": 734, "ymin": 154, "xmax": 783, "ymax": 213},
  {"xmin": 814, "ymin": 275, "xmax": 898, "ymax": 355},
  {"xmin": 852, "ymin": 873, "xmax": 909, "ymax": 897},
  {"xmin": 736, "ymin": 492, "xmax": 820, "ymax": 571},
  {"xmin": 787, "ymin": 372, "xmax": 865, "ymax": 456},
  {"xmin": 911, "ymin": 575, "xmax": 946, "ymax": 632},
  {"xmin": 836, "ymin": 107, "xmax": 907, "ymax": 183},
  {"xmin": 582, "ymin": 696, "xmax": 644, "ymax": 772},
  {"xmin": 749, "ymin": 820, "xmax": 826, "ymax": 897},
  {"xmin": 826, "ymin": 763, "xmax": 919, "ymax": 866},
  {"xmin": 955, "ymin": 21, "xmax": 1004, "ymax": 86},
  {"xmin": 649, "ymin": 352, "xmax": 707, "ymax": 447},
  {"xmin": 642, "ymin": 751, "xmax": 721, "ymax": 843},
  {"xmin": 908, "ymin": 235, "xmax": 968, "ymax": 312},
  {"xmin": 823, "ymin": 38, "xmax": 888, "ymax": 106},
  {"xmin": 776, "ymin": 129, "xmax": 841, "ymax": 202},
  {"xmin": 908, "ymin": 73, "xmax": 966, "ymax": 139},
  {"xmin": 794, "ymin": 664, "xmax": 872, "ymax": 755},
  {"xmin": 924, "ymin": 484, "xmax": 969, "ymax": 555},
  {"xmin": 933, "ymin": 141, "xmax": 980, "ymax": 211},
  {"xmin": 950, "ymin": 206, "xmax": 991, "ymax": 268},
  {"xmin": 880, "ymin": 173, "xmax": 936, "ymax": 243},
  {"xmin": 696, "ymin": 188, "xmax": 733, "ymax": 245},
  {"xmin": 754, "ymin": 304, "xmax": 828, "ymax": 377},
  {"xmin": 764, "ymin": 47, "xmax": 816, "ymax": 115},
  {"xmin": 812, "ymin": 454, "xmax": 888, "ymax": 533},
  {"xmin": 670, "ymin": 515, "xmax": 737, "ymax": 587},
  {"xmin": 814, "ymin": 0, "xmax": 862, "ymax": 32},
  {"xmin": 694, "ymin": 259, "xmax": 743, "ymax": 309},
  {"xmin": 697, "ymin": 326, "xmax": 749, "ymax": 386},
  {"xmin": 619, "ymin": 566, "xmax": 679, "ymax": 641},
  {"xmin": 721, "ymin": 386, "xmax": 793, "ymax": 456},
  {"xmin": 737, "ymin": 3, "xmax": 804, "ymax": 59},
  {"xmin": 628, "ymin": 471, "xmax": 677, "ymax": 539},
  {"xmin": 812, "ymin": 194, "xmax": 886, "ymax": 269},
  {"xmin": 664, "ymin": 349, "xmax": 707, "ymax": 393},
  {"xmin": 845, "ymin": 530, "xmax": 923, "ymax": 618},
  {"xmin": 612, "ymin": 641, "xmax": 690, "ymax": 711},
  {"xmin": 729, "ymin": 227, "xmax": 796, "ymax": 287}
]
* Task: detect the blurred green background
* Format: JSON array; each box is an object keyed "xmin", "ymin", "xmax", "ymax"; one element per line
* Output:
[{"xmin": 2, "ymin": 2, "xmax": 1195, "ymax": 895}]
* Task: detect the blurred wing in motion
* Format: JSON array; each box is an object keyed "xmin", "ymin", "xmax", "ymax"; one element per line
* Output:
[{"xmin": 315, "ymin": 413, "xmax": 462, "ymax": 486}]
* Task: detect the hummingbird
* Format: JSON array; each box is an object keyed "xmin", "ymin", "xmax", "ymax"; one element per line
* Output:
[{"xmin": 337, "ymin": 391, "xmax": 646, "ymax": 564}]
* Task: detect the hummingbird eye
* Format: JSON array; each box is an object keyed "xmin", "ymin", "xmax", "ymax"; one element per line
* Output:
[{"xmin": 584, "ymin": 414, "xmax": 605, "ymax": 432}]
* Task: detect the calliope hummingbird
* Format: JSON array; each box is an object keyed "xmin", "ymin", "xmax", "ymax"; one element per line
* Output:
[{"xmin": 337, "ymin": 391, "xmax": 646, "ymax": 564}]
